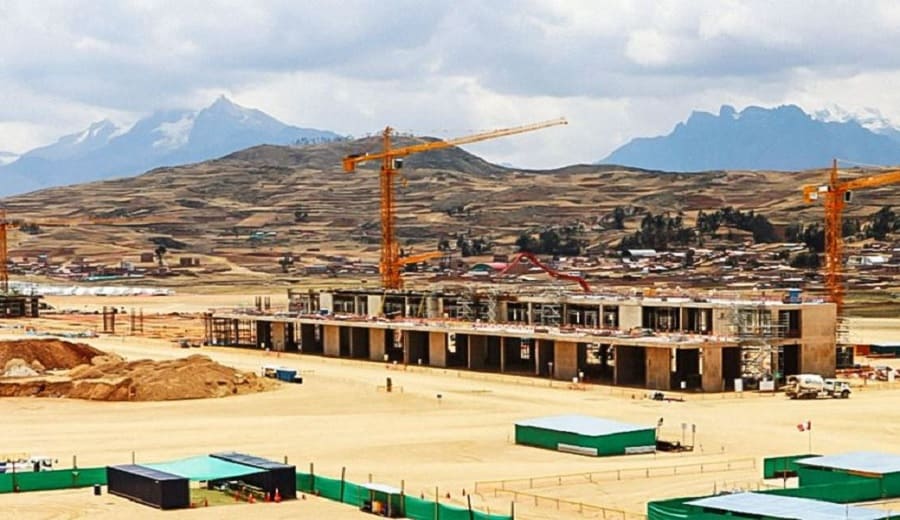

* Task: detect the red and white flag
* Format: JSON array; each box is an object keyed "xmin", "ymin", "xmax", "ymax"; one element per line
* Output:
[{"xmin": 796, "ymin": 420, "xmax": 812, "ymax": 432}]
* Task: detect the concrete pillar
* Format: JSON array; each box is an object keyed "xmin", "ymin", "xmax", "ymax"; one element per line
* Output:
[
  {"xmin": 645, "ymin": 347, "xmax": 671, "ymax": 390},
  {"xmin": 619, "ymin": 304, "xmax": 642, "ymax": 331},
  {"xmin": 429, "ymin": 331, "xmax": 447, "ymax": 367},
  {"xmin": 500, "ymin": 336, "xmax": 506, "ymax": 373},
  {"xmin": 367, "ymin": 295, "xmax": 383, "ymax": 316},
  {"xmin": 468, "ymin": 335, "xmax": 486, "ymax": 370},
  {"xmin": 701, "ymin": 347, "xmax": 724, "ymax": 392},
  {"xmin": 369, "ymin": 328, "xmax": 386, "ymax": 361},
  {"xmin": 271, "ymin": 322, "xmax": 286, "ymax": 351},
  {"xmin": 554, "ymin": 341, "xmax": 578, "ymax": 381},
  {"xmin": 323, "ymin": 325, "xmax": 340, "ymax": 357},
  {"xmin": 534, "ymin": 339, "xmax": 541, "ymax": 375}
]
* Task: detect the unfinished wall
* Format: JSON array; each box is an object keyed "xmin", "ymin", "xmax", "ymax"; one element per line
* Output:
[
  {"xmin": 618, "ymin": 304, "xmax": 642, "ymax": 330},
  {"xmin": 369, "ymin": 328, "xmax": 386, "ymax": 361},
  {"xmin": 429, "ymin": 332, "xmax": 447, "ymax": 367},
  {"xmin": 554, "ymin": 341, "xmax": 578, "ymax": 381},
  {"xmin": 323, "ymin": 325, "xmax": 340, "ymax": 357},
  {"xmin": 469, "ymin": 335, "xmax": 487, "ymax": 370},
  {"xmin": 350, "ymin": 327, "xmax": 370, "ymax": 358},
  {"xmin": 800, "ymin": 304, "xmax": 837, "ymax": 376},
  {"xmin": 645, "ymin": 347, "xmax": 671, "ymax": 390},
  {"xmin": 701, "ymin": 347, "xmax": 724, "ymax": 392}
]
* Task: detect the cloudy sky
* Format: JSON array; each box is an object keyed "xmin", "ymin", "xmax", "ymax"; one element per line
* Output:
[{"xmin": 2, "ymin": 0, "xmax": 900, "ymax": 168}]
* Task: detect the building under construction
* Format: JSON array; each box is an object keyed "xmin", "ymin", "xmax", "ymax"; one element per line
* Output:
[
  {"xmin": 0, "ymin": 294, "xmax": 41, "ymax": 318},
  {"xmin": 204, "ymin": 287, "xmax": 835, "ymax": 393}
]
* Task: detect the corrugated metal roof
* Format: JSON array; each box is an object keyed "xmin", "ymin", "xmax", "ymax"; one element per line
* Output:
[
  {"xmin": 108, "ymin": 464, "xmax": 185, "ymax": 481},
  {"xmin": 210, "ymin": 451, "xmax": 292, "ymax": 470},
  {"xmin": 361, "ymin": 482, "xmax": 402, "ymax": 495},
  {"xmin": 514, "ymin": 415, "xmax": 653, "ymax": 436},
  {"xmin": 687, "ymin": 492, "xmax": 890, "ymax": 520},
  {"xmin": 797, "ymin": 452, "xmax": 900, "ymax": 475}
]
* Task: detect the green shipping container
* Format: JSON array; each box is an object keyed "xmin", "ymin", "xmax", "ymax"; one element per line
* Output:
[{"xmin": 515, "ymin": 415, "xmax": 656, "ymax": 457}]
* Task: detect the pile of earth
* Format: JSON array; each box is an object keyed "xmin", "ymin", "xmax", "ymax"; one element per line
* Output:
[{"xmin": 0, "ymin": 339, "xmax": 276, "ymax": 401}]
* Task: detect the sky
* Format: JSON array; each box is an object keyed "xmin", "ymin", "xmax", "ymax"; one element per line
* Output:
[{"xmin": 2, "ymin": 0, "xmax": 900, "ymax": 168}]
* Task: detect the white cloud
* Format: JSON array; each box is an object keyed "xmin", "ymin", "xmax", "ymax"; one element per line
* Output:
[{"xmin": 1, "ymin": 0, "xmax": 900, "ymax": 165}]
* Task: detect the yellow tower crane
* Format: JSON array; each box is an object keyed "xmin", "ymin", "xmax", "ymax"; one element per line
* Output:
[
  {"xmin": 343, "ymin": 118, "xmax": 567, "ymax": 289},
  {"xmin": 802, "ymin": 159, "xmax": 900, "ymax": 313}
]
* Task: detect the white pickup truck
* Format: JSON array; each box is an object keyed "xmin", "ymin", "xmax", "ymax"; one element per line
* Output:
[{"xmin": 785, "ymin": 374, "xmax": 851, "ymax": 399}]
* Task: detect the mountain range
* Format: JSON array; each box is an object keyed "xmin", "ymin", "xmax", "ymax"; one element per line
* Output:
[
  {"xmin": 601, "ymin": 104, "xmax": 900, "ymax": 171},
  {"xmin": 0, "ymin": 97, "xmax": 341, "ymax": 196}
]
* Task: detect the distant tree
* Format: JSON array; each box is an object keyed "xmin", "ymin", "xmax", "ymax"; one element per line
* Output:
[
  {"xmin": 278, "ymin": 254, "xmax": 294, "ymax": 273},
  {"xmin": 154, "ymin": 245, "xmax": 167, "ymax": 267},
  {"xmin": 866, "ymin": 206, "xmax": 896, "ymax": 240},
  {"xmin": 612, "ymin": 207, "xmax": 626, "ymax": 230}
]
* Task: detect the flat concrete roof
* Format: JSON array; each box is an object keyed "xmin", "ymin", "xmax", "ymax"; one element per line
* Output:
[
  {"xmin": 515, "ymin": 415, "xmax": 653, "ymax": 437},
  {"xmin": 797, "ymin": 452, "xmax": 900, "ymax": 475},
  {"xmin": 210, "ymin": 313, "xmax": 740, "ymax": 348},
  {"xmin": 687, "ymin": 492, "xmax": 890, "ymax": 520}
]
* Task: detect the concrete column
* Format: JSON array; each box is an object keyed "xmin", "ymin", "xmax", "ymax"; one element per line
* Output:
[
  {"xmin": 619, "ymin": 304, "xmax": 642, "ymax": 331},
  {"xmin": 701, "ymin": 347, "xmax": 724, "ymax": 392},
  {"xmin": 468, "ymin": 335, "xmax": 486, "ymax": 369},
  {"xmin": 554, "ymin": 341, "xmax": 578, "ymax": 381},
  {"xmin": 534, "ymin": 340, "xmax": 541, "ymax": 375},
  {"xmin": 323, "ymin": 325, "xmax": 340, "ymax": 357},
  {"xmin": 500, "ymin": 336, "xmax": 506, "ymax": 373},
  {"xmin": 645, "ymin": 347, "xmax": 671, "ymax": 390},
  {"xmin": 429, "ymin": 331, "xmax": 447, "ymax": 367},
  {"xmin": 271, "ymin": 322, "xmax": 286, "ymax": 351},
  {"xmin": 367, "ymin": 295, "xmax": 383, "ymax": 316},
  {"xmin": 369, "ymin": 328, "xmax": 386, "ymax": 361}
]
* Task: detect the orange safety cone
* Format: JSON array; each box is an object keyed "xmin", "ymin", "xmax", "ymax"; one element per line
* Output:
[
  {"xmin": 274, "ymin": 488, "xmax": 282, "ymax": 503},
  {"xmin": 204, "ymin": 497, "xmax": 209, "ymax": 507},
  {"xmin": 249, "ymin": 494, "xmax": 256, "ymax": 504},
  {"xmin": 235, "ymin": 491, "xmax": 241, "ymax": 502},
  {"xmin": 265, "ymin": 492, "xmax": 271, "ymax": 503}
]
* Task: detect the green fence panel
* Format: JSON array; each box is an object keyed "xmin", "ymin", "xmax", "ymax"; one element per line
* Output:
[
  {"xmin": 313, "ymin": 475, "xmax": 344, "ymax": 501},
  {"xmin": 341, "ymin": 481, "xmax": 365, "ymax": 506},
  {"xmin": 438, "ymin": 502, "xmax": 477, "ymax": 520},
  {"xmin": 403, "ymin": 495, "xmax": 436, "ymax": 520},
  {"xmin": 0, "ymin": 474, "xmax": 14, "ymax": 493},
  {"xmin": 647, "ymin": 497, "xmax": 696, "ymax": 520},
  {"xmin": 295, "ymin": 472, "xmax": 314, "ymax": 493},
  {"xmin": 3, "ymin": 468, "xmax": 107, "ymax": 493},
  {"xmin": 762, "ymin": 454, "xmax": 819, "ymax": 479},
  {"xmin": 473, "ymin": 511, "xmax": 513, "ymax": 520}
]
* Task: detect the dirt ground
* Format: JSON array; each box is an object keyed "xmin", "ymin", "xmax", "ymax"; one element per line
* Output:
[{"xmin": 0, "ymin": 293, "xmax": 899, "ymax": 519}]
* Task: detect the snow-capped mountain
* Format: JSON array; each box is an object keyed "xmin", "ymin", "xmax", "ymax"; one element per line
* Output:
[
  {"xmin": 813, "ymin": 105, "xmax": 900, "ymax": 143},
  {"xmin": 601, "ymin": 104, "xmax": 900, "ymax": 171},
  {"xmin": 0, "ymin": 152, "xmax": 18, "ymax": 166},
  {"xmin": 0, "ymin": 97, "xmax": 341, "ymax": 196}
]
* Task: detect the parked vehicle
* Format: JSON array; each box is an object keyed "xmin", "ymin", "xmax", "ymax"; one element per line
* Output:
[{"xmin": 785, "ymin": 374, "xmax": 851, "ymax": 399}]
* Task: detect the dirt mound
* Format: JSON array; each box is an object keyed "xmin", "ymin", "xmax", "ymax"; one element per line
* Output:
[
  {"xmin": 0, "ymin": 339, "xmax": 103, "ymax": 370},
  {"xmin": 0, "ymin": 341, "xmax": 276, "ymax": 401}
]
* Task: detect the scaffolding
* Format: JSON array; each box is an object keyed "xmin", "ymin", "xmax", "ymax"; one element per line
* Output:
[{"xmin": 730, "ymin": 304, "xmax": 787, "ymax": 384}]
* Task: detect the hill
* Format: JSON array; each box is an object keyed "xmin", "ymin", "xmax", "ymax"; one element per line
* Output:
[
  {"xmin": 601, "ymin": 105, "xmax": 900, "ymax": 171},
  {"xmin": 0, "ymin": 97, "xmax": 341, "ymax": 196},
  {"xmin": 5, "ymin": 135, "xmax": 892, "ymax": 286}
]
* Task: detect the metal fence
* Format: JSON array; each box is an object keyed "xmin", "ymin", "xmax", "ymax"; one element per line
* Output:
[{"xmin": 474, "ymin": 457, "xmax": 757, "ymax": 494}]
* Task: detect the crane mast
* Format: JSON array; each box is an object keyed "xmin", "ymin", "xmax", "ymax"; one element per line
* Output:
[
  {"xmin": 344, "ymin": 118, "xmax": 567, "ymax": 289},
  {"xmin": 803, "ymin": 159, "xmax": 900, "ymax": 313}
]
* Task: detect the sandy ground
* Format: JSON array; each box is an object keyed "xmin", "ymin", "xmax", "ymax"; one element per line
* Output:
[{"xmin": 0, "ymin": 295, "xmax": 898, "ymax": 519}]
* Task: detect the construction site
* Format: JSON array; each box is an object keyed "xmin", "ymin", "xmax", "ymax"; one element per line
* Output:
[{"xmin": 0, "ymin": 120, "xmax": 898, "ymax": 520}]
